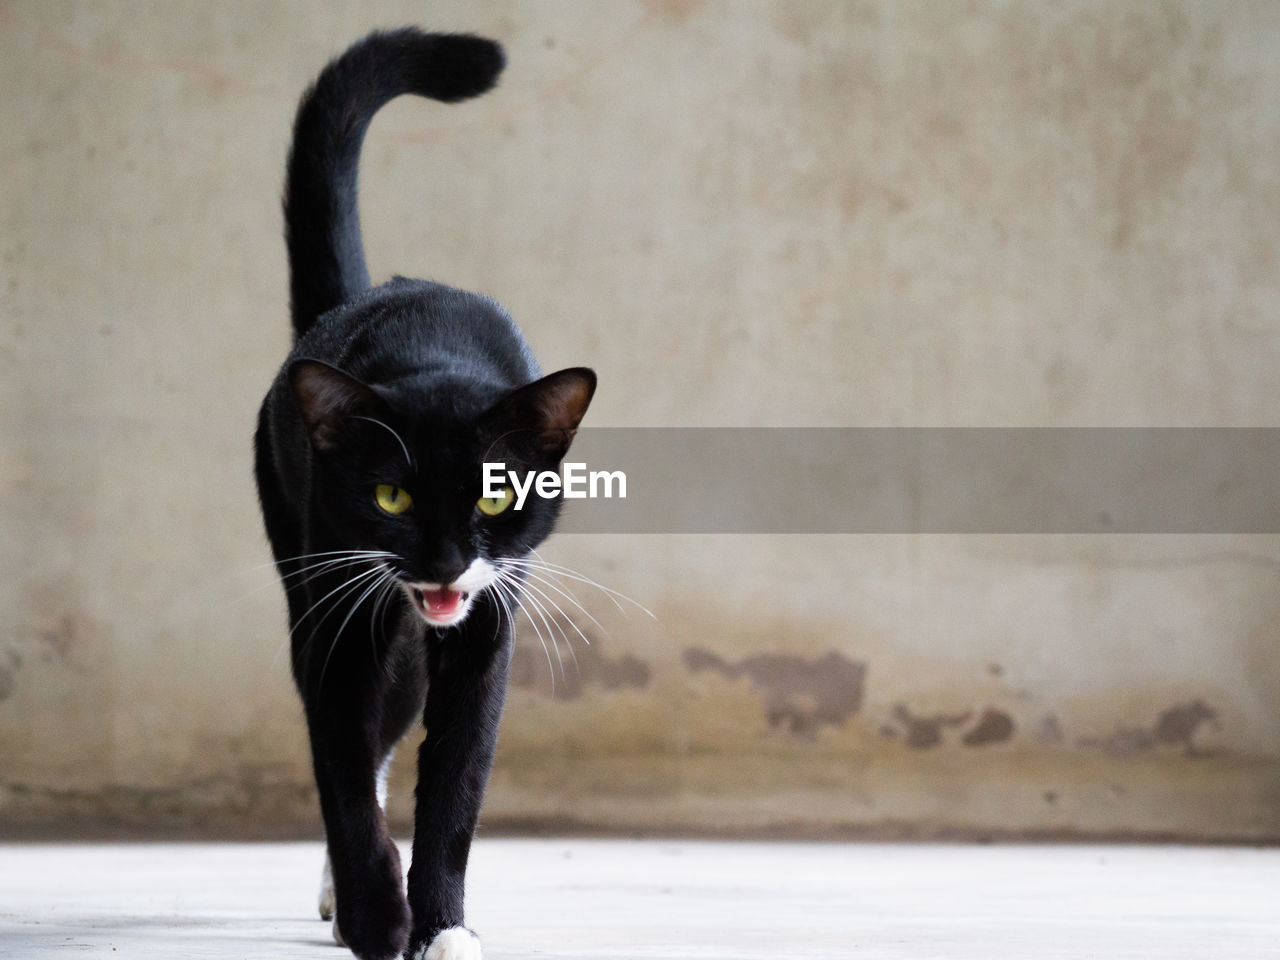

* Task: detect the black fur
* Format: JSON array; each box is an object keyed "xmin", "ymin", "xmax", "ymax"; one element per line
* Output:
[
  {"xmin": 254, "ymin": 28, "xmax": 594, "ymax": 960},
  {"xmin": 285, "ymin": 29, "xmax": 505, "ymax": 337}
]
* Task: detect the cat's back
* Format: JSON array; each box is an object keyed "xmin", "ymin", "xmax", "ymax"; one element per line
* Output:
[{"xmin": 293, "ymin": 277, "xmax": 540, "ymax": 397}]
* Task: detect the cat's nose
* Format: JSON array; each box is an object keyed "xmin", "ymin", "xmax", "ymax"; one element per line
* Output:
[{"xmin": 420, "ymin": 545, "xmax": 467, "ymax": 586}]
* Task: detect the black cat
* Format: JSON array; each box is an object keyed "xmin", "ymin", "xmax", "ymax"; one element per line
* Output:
[{"xmin": 253, "ymin": 29, "xmax": 594, "ymax": 960}]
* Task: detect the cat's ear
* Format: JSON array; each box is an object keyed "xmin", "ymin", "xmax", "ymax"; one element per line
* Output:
[
  {"xmin": 288, "ymin": 359, "xmax": 382, "ymax": 452},
  {"xmin": 480, "ymin": 367, "xmax": 596, "ymax": 461}
]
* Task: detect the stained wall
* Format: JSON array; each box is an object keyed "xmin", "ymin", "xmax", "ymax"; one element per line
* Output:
[{"xmin": 2, "ymin": 1, "xmax": 1278, "ymax": 840}]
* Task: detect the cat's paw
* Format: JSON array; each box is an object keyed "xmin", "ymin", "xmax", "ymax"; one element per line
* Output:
[
  {"xmin": 333, "ymin": 893, "xmax": 410, "ymax": 960},
  {"xmin": 411, "ymin": 926, "xmax": 482, "ymax": 960},
  {"xmin": 318, "ymin": 855, "xmax": 335, "ymax": 921}
]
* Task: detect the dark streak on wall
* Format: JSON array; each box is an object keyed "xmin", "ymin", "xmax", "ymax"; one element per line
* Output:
[
  {"xmin": 961, "ymin": 707, "xmax": 1017, "ymax": 746},
  {"xmin": 888, "ymin": 705, "xmax": 973, "ymax": 749},
  {"xmin": 684, "ymin": 648, "xmax": 866, "ymax": 738},
  {"xmin": 509, "ymin": 621, "xmax": 652, "ymax": 700},
  {"xmin": 1080, "ymin": 700, "xmax": 1219, "ymax": 758}
]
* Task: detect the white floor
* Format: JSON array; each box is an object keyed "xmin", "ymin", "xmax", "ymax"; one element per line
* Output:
[{"xmin": 0, "ymin": 840, "xmax": 1275, "ymax": 959}]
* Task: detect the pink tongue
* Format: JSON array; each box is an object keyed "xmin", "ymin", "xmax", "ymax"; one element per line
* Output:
[{"xmin": 422, "ymin": 588, "xmax": 462, "ymax": 617}]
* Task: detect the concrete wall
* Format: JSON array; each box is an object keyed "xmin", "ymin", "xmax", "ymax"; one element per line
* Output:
[{"xmin": 2, "ymin": 1, "xmax": 1278, "ymax": 840}]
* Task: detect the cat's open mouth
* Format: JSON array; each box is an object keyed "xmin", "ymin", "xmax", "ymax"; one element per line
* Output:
[
  {"xmin": 398, "ymin": 560, "xmax": 497, "ymax": 628},
  {"xmin": 408, "ymin": 585, "xmax": 472, "ymax": 627}
]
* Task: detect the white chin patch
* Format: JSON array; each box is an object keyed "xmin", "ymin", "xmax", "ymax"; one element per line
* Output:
[
  {"xmin": 414, "ymin": 926, "xmax": 482, "ymax": 960},
  {"xmin": 402, "ymin": 558, "xmax": 497, "ymax": 627}
]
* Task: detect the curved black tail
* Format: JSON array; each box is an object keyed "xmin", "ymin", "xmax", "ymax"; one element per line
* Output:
[{"xmin": 284, "ymin": 28, "xmax": 505, "ymax": 338}]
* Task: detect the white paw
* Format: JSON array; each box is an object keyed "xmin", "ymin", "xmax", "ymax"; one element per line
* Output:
[
  {"xmin": 332, "ymin": 916, "xmax": 346, "ymax": 948},
  {"xmin": 413, "ymin": 926, "xmax": 482, "ymax": 960},
  {"xmin": 318, "ymin": 854, "xmax": 335, "ymax": 920}
]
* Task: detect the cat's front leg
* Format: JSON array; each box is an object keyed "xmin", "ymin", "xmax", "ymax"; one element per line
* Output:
[
  {"xmin": 320, "ymin": 752, "xmax": 394, "ymax": 922},
  {"xmin": 314, "ymin": 750, "xmax": 409, "ymax": 959},
  {"xmin": 406, "ymin": 596, "xmax": 511, "ymax": 960},
  {"xmin": 308, "ymin": 709, "xmax": 410, "ymax": 960}
]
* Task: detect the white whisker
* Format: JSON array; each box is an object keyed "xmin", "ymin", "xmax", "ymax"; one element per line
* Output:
[
  {"xmin": 486, "ymin": 580, "xmax": 514, "ymax": 650},
  {"xmin": 517, "ymin": 576, "xmax": 593, "ymax": 656},
  {"xmin": 290, "ymin": 565, "xmax": 385, "ymax": 640},
  {"xmin": 507, "ymin": 552, "xmax": 655, "ymax": 619},
  {"xmin": 496, "ymin": 563, "xmax": 602, "ymax": 639},
  {"xmin": 294, "ymin": 566, "xmax": 387, "ymax": 674},
  {"xmin": 369, "ymin": 571, "xmax": 400, "ymax": 643},
  {"xmin": 285, "ymin": 554, "xmax": 394, "ymax": 594},
  {"xmin": 287, "ymin": 573, "xmax": 374, "ymax": 677},
  {"xmin": 491, "ymin": 575, "xmax": 555, "ymax": 694},
  {"xmin": 511, "ymin": 574, "xmax": 571, "ymax": 681},
  {"xmin": 245, "ymin": 548, "xmax": 398, "ymax": 575},
  {"xmin": 319, "ymin": 567, "xmax": 393, "ymax": 692},
  {"xmin": 231, "ymin": 550, "xmax": 397, "ymax": 604}
]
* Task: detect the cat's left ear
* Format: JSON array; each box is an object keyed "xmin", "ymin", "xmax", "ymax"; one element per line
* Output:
[
  {"xmin": 288, "ymin": 359, "xmax": 383, "ymax": 452},
  {"xmin": 479, "ymin": 367, "xmax": 596, "ymax": 462}
]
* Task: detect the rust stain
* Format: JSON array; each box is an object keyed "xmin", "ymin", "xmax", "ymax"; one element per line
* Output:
[
  {"xmin": 961, "ymin": 708, "xmax": 1016, "ymax": 746},
  {"xmin": 684, "ymin": 648, "xmax": 865, "ymax": 739}
]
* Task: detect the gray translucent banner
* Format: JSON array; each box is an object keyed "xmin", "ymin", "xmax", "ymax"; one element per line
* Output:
[{"xmin": 535, "ymin": 428, "xmax": 1280, "ymax": 533}]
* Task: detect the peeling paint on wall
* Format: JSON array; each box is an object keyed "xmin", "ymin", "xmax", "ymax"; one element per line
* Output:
[{"xmin": 684, "ymin": 648, "xmax": 866, "ymax": 738}]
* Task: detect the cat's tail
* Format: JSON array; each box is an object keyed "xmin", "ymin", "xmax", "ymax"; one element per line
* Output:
[{"xmin": 284, "ymin": 28, "xmax": 505, "ymax": 339}]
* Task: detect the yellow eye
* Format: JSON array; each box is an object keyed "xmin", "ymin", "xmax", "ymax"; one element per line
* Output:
[
  {"xmin": 374, "ymin": 484, "xmax": 413, "ymax": 515},
  {"xmin": 477, "ymin": 486, "xmax": 514, "ymax": 517}
]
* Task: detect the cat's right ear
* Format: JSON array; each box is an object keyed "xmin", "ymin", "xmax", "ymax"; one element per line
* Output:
[
  {"xmin": 478, "ymin": 367, "xmax": 597, "ymax": 463},
  {"xmin": 288, "ymin": 360, "xmax": 381, "ymax": 452}
]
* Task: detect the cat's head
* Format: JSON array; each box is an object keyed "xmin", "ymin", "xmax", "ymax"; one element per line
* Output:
[{"xmin": 289, "ymin": 360, "xmax": 595, "ymax": 627}]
